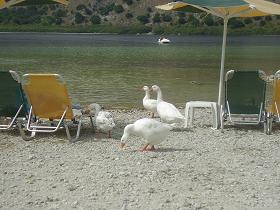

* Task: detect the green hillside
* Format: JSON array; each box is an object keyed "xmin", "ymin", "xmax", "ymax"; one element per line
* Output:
[{"xmin": 0, "ymin": 0, "xmax": 280, "ymax": 34}]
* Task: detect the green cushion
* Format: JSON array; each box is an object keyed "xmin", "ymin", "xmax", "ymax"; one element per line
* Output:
[
  {"xmin": 0, "ymin": 71, "xmax": 28, "ymax": 117},
  {"xmin": 225, "ymin": 70, "xmax": 266, "ymax": 114}
]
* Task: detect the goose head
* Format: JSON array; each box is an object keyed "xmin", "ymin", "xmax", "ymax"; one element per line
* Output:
[
  {"xmin": 87, "ymin": 103, "xmax": 101, "ymax": 115},
  {"xmin": 151, "ymin": 85, "xmax": 162, "ymax": 101},
  {"xmin": 142, "ymin": 86, "xmax": 149, "ymax": 92},
  {"xmin": 151, "ymin": 85, "xmax": 160, "ymax": 92},
  {"xmin": 142, "ymin": 85, "xmax": 153, "ymax": 97},
  {"xmin": 120, "ymin": 124, "xmax": 134, "ymax": 148}
]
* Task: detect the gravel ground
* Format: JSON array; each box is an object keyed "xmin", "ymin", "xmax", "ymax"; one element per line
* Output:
[{"xmin": 1, "ymin": 109, "xmax": 280, "ymax": 210}]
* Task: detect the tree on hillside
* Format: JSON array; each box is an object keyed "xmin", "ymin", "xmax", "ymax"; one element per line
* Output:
[
  {"xmin": 178, "ymin": 17, "xmax": 186, "ymax": 25},
  {"xmin": 114, "ymin": 5, "xmax": 124, "ymax": 14},
  {"xmin": 137, "ymin": 15, "xmax": 149, "ymax": 24},
  {"xmin": 125, "ymin": 12, "xmax": 133, "ymax": 19},
  {"xmin": 91, "ymin": 15, "xmax": 101, "ymax": 24},
  {"xmin": 152, "ymin": 13, "xmax": 161, "ymax": 23},
  {"xmin": 161, "ymin": 14, "xmax": 172, "ymax": 22},
  {"xmin": 99, "ymin": 3, "xmax": 115, "ymax": 16},
  {"xmin": 123, "ymin": 0, "xmax": 133, "ymax": 5},
  {"xmin": 229, "ymin": 18, "xmax": 245, "ymax": 28},
  {"xmin": 75, "ymin": 12, "xmax": 85, "ymax": 24}
]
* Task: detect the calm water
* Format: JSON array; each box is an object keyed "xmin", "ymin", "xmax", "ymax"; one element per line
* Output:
[{"xmin": 0, "ymin": 32, "xmax": 279, "ymax": 108}]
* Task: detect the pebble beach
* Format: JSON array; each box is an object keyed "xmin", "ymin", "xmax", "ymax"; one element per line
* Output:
[{"xmin": 1, "ymin": 108, "xmax": 280, "ymax": 210}]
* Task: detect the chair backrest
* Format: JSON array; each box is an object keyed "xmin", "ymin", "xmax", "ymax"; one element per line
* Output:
[
  {"xmin": 22, "ymin": 74, "xmax": 74, "ymax": 120},
  {"xmin": 270, "ymin": 70, "xmax": 280, "ymax": 115},
  {"xmin": 225, "ymin": 70, "xmax": 266, "ymax": 114},
  {"xmin": 0, "ymin": 71, "xmax": 28, "ymax": 117}
]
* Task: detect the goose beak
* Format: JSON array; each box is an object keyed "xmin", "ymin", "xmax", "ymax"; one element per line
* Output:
[{"xmin": 120, "ymin": 143, "xmax": 126, "ymax": 149}]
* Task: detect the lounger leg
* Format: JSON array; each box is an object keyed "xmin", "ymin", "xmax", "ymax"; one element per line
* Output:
[
  {"xmin": 265, "ymin": 113, "xmax": 273, "ymax": 135},
  {"xmin": 220, "ymin": 105, "xmax": 224, "ymax": 133},
  {"xmin": 89, "ymin": 116, "xmax": 95, "ymax": 131},
  {"xmin": 190, "ymin": 107, "xmax": 194, "ymax": 127},
  {"xmin": 184, "ymin": 103, "xmax": 190, "ymax": 128},
  {"xmin": 211, "ymin": 104, "xmax": 215, "ymax": 129},
  {"xmin": 65, "ymin": 117, "xmax": 83, "ymax": 142}
]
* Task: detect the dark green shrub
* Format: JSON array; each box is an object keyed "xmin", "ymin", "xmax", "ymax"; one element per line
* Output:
[
  {"xmin": 76, "ymin": 4, "xmax": 87, "ymax": 11},
  {"xmin": 54, "ymin": 9, "xmax": 67, "ymax": 18},
  {"xmin": 26, "ymin": 6, "xmax": 38, "ymax": 16},
  {"xmin": 99, "ymin": 3, "xmax": 115, "ymax": 15},
  {"xmin": 177, "ymin": 12, "xmax": 185, "ymax": 17},
  {"xmin": 123, "ymin": 0, "xmax": 133, "ymax": 5},
  {"xmin": 41, "ymin": 16, "xmax": 55, "ymax": 25},
  {"xmin": 161, "ymin": 14, "xmax": 172, "ymax": 22},
  {"xmin": 259, "ymin": 20, "xmax": 266, "ymax": 26},
  {"xmin": 187, "ymin": 15, "xmax": 200, "ymax": 26},
  {"xmin": 178, "ymin": 17, "xmax": 186, "ymax": 25},
  {"xmin": 85, "ymin": 8, "xmax": 92, "ymax": 15},
  {"xmin": 153, "ymin": 26, "xmax": 164, "ymax": 34},
  {"xmin": 99, "ymin": 7, "xmax": 108, "ymax": 16},
  {"xmin": 254, "ymin": 16, "xmax": 261, "ymax": 21},
  {"xmin": 153, "ymin": 13, "xmax": 160, "ymax": 23},
  {"xmin": 38, "ymin": 6, "xmax": 48, "ymax": 15},
  {"xmin": 203, "ymin": 15, "xmax": 214, "ymax": 26},
  {"xmin": 114, "ymin": 5, "xmax": 124, "ymax": 14},
  {"xmin": 244, "ymin": 17, "xmax": 253, "ymax": 24},
  {"xmin": 91, "ymin": 15, "xmax": 101, "ymax": 24},
  {"xmin": 125, "ymin": 12, "xmax": 133, "ymax": 19},
  {"xmin": 229, "ymin": 18, "xmax": 245, "ymax": 28},
  {"xmin": 137, "ymin": 15, "xmax": 149, "ymax": 24},
  {"xmin": 55, "ymin": 18, "xmax": 62, "ymax": 25},
  {"xmin": 75, "ymin": 12, "xmax": 85, "ymax": 24},
  {"xmin": 147, "ymin": 7, "xmax": 152, "ymax": 13},
  {"xmin": 49, "ymin": 5, "xmax": 56, "ymax": 10},
  {"xmin": 265, "ymin": 16, "xmax": 272, "ymax": 21}
]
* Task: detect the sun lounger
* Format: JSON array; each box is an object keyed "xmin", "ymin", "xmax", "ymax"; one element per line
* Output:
[
  {"xmin": 265, "ymin": 70, "xmax": 280, "ymax": 134},
  {"xmin": 0, "ymin": 70, "xmax": 29, "ymax": 130},
  {"xmin": 221, "ymin": 70, "xmax": 268, "ymax": 133},
  {"xmin": 18, "ymin": 74, "xmax": 94, "ymax": 141}
]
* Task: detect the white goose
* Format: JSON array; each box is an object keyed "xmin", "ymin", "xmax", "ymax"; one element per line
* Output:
[
  {"xmin": 142, "ymin": 85, "xmax": 157, "ymax": 118},
  {"xmin": 87, "ymin": 103, "xmax": 115, "ymax": 138},
  {"xmin": 151, "ymin": 85, "xmax": 184, "ymax": 124},
  {"xmin": 120, "ymin": 118, "xmax": 171, "ymax": 151}
]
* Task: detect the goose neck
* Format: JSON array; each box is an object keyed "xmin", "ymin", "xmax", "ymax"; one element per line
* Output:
[
  {"xmin": 94, "ymin": 104, "xmax": 101, "ymax": 116},
  {"xmin": 156, "ymin": 89, "xmax": 163, "ymax": 101},
  {"xmin": 144, "ymin": 90, "xmax": 150, "ymax": 100}
]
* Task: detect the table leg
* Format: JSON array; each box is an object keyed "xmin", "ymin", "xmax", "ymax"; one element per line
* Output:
[{"xmin": 185, "ymin": 103, "xmax": 190, "ymax": 128}]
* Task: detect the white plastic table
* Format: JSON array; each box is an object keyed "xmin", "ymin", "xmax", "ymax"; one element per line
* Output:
[{"xmin": 185, "ymin": 101, "xmax": 218, "ymax": 129}]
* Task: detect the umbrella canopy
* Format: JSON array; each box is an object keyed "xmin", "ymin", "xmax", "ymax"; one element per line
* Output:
[
  {"xmin": 0, "ymin": 0, "xmax": 68, "ymax": 9},
  {"xmin": 156, "ymin": 0, "xmax": 280, "ymax": 106}
]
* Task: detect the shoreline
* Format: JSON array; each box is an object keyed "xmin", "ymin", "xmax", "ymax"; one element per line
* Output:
[
  {"xmin": 1, "ymin": 24, "xmax": 280, "ymax": 35},
  {"xmin": 1, "ymin": 108, "xmax": 280, "ymax": 209}
]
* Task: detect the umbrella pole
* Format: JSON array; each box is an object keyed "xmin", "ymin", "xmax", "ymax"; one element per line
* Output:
[{"xmin": 218, "ymin": 17, "xmax": 229, "ymax": 106}]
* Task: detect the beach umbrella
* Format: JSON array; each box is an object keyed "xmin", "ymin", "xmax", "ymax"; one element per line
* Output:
[
  {"xmin": 156, "ymin": 0, "xmax": 280, "ymax": 106},
  {"xmin": 0, "ymin": 0, "xmax": 69, "ymax": 9}
]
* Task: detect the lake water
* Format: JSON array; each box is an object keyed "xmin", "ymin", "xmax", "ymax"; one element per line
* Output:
[{"xmin": 0, "ymin": 32, "xmax": 279, "ymax": 108}]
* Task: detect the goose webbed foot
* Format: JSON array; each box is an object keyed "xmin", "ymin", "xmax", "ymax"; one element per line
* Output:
[
  {"xmin": 147, "ymin": 145, "xmax": 156, "ymax": 151},
  {"xmin": 139, "ymin": 144, "xmax": 149, "ymax": 152},
  {"xmin": 139, "ymin": 144, "xmax": 156, "ymax": 152}
]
